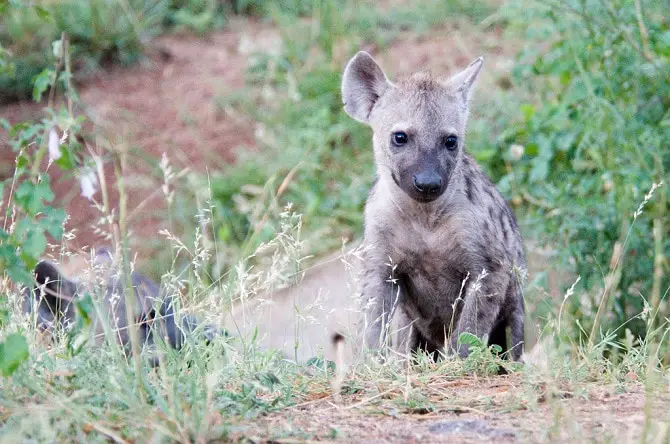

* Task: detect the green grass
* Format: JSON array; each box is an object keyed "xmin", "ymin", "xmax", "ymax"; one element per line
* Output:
[{"xmin": 1, "ymin": 206, "xmax": 669, "ymax": 441}]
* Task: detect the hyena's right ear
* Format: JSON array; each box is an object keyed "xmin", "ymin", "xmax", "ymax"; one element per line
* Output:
[
  {"xmin": 341, "ymin": 51, "xmax": 392, "ymax": 124},
  {"xmin": 32, "ymin": 260, "xmax": 77, "ymax": 303}
]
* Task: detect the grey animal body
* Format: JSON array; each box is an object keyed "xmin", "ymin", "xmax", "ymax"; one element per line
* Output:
[
  {"xmin": 23, "ymin": 247, "xmax": 219, "ymax": 365},
  {"xmin": 341, "ymin": 52, "xmax": 526, "ymax": 360}
]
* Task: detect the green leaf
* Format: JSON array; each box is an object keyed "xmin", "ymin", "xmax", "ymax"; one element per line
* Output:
[
  {"xmin": 14, "ymin": 177, "xmax": 55, "ymax": 215},
  {"xmin": 458, "ymin": 332, "xmax": 483, "ymax": 347},
  {"xmin": 40, "ymin": 207, "xmax": 66, "ymax": 239},
  {"xmin": 34, "ymin": 5, "xmax": 51, "ymax": 20},
  {"xmin": 0, "ymin": 333, "xmax": 30, "ymax": 377},
  {"xmin": 529, "ymin": 157, "xmax": 549, "ymax": 183},
  {"xmin": 32, "ymin": 69, "xmax": 54, "ymax": 103},
  {"xmin": 520, "ymin": 103, "xmax": 535, "ymax": 121},
  {"xmin": 255, "ymin": 371, "xmax": 280, "ymax": 389},
  {"xmin": 0, "ymin": 244, "xmax": 33, "ymax": 286},
  {"xmin": 21, "ymin": 230, "xmax": 47, "ymax": 261},
  {"xmin": 489, "ymin": 344, "xmax": 503, "ymax": 354},
  {"xmin": 55, "ymin": 144, "xmax": 77, "ymax": 170},
  {"xmin": 306, "ymin": 356, "xmax": 336, "ymax": 372},
  {"xmin": 75, "ymin": 293, "xmax": 95, "ymax": 326}
]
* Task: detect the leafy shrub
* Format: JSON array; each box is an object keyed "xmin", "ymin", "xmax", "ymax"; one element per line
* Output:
[
  {"xmin": 0, "ymin": 0, "xmax": 169, "ymax": 102},
  {"xmin": 1, "ymin": 6, "xmax": 89, "ymax": 375},
  {"xmin": 167, "ymin": 0, "xmax": 227, "ymax": 34},
  {"xmin": 497, "ymin": 0, "xmax": 669, "ymax": 340}
]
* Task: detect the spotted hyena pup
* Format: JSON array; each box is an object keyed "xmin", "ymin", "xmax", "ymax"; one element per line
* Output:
[
  {"xmin": 24, "ymin": 247, "xmax": 220, "ymax": 366},
  {"xmin": 341, "ymin": 52, "xmax": 526, "ymax": 361}
]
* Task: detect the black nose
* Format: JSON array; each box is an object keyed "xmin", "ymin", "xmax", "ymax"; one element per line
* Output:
[{"xmin": 413, "ymin": 172, "xmax": 442, "ymax": 195}]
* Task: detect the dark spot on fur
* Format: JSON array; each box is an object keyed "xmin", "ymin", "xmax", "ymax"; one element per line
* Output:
[
  {"xmin": 465, "ymin": 175, "xmax": 475, "ymax": 203},
  {"xmin": 499, "ymin": 209, "xmax": 508, "ymax": 241},
  {"xmin": 488, "ymin": 206, "xmax": 495, "ymax": 219},
  {"xmin": 484, "ymin": 254, "xmax": 498, "ymax": 273},
  {"xmin": 504, "ymin": 204, "xmax": 519, "ymax": 231}
]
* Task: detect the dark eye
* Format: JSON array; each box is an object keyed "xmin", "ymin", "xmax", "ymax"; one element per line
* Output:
[
  {"xmin": 392, "ymin": 131, "xmax": 408, "ymax": 146},
  {"xmin": 444, "ymin": 135, "xmax": 458, "ymax": 150}
]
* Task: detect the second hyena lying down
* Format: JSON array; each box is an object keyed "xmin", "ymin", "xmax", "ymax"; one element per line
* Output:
[
  {"xmin": 23, "ymin": 247, "xmax": 220, "ymax": 365},
  {"xmin": 342, "ymin": 52, "xmax": 527, "ymax": 360}
]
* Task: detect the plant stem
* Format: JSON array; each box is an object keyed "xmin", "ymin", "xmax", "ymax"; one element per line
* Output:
[
  {"xmin": 588, "ymin": 226, "xmax": 626, "ymax": 348},
  {"xmin": 114, "ymin": 149, "xmax": 145, "ymax": 402},
  {"xmin": 633, "ymin": 0, "xmax": 653, "ymax": 61},
  {"xmin": 30, "ymin": 32, "xmax": 66, "ymax": 180}
]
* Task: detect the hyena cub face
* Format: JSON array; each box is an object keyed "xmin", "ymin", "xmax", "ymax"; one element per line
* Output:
[{"xmin": 342, "ymin": 51, "xmax": 482, "ymax": 203}]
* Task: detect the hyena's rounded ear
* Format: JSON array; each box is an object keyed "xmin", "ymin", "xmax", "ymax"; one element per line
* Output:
[
  {"xmin": 32, "ymin": 260, "xmax": 76, "ymax": 300},
  {"xmin": 341, "ymin": 51, "xmax": 392, "ymax": 124},
  {"xmin": 445, "ymin": 56, "xmax": 484, "ymax": 104}
]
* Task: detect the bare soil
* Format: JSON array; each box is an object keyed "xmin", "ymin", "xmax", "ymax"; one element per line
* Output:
[
  {"xmin": 0, "ymin": 18, "xmax": 277, "ymax": 254},
  {"xmin": 234, "ymin": 375, "xmax": 664, "ymax": 443}
]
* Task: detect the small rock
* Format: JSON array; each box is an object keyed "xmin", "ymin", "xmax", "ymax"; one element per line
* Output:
[{"xmin": 428, "ymin": 419, "xmax": 516, "ymax": 439}]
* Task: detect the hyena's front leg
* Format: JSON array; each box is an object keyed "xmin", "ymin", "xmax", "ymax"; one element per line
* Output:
[
  {"xmin": 360, "ymin": 260, "xmax": 403, "ymax": 353},
  {"xmin": 450, "ymin": 270, "xmax": 509, "ymax": 359}
]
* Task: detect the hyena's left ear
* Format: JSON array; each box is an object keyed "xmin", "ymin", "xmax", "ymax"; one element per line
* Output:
[
  {"xmin": 341, "ymin": 51, "xmax": 392, "ymax": 124},
  {"xmin": 446, "ymin": 56, "xmax": 484, "ymax": 104},
  {"xmin": 30, "ymin": 260, "xmax": 78, "ymax": 305}
]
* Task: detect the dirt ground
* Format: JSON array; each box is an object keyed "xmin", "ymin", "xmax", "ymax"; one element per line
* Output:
[
  {"xmin": 235, "ymin": 375, "xmax": 667, "ymax": 443},
  {"xmin": 0, "ymin": 18, "xmax": 276, "ymax": 254}
]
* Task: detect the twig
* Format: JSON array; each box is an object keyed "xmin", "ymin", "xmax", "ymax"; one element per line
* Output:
[
  {"xmin": 127, "ymin": 167, "xmax": 190, "ymax": 222},
  {"xmin": 633, "ymin": 0, "xmax": 653, "ymax": 61},
  {"xmin": 339, "ymin": 388, "xmax": 395, "ymax": 411},
  {"xmin": 87, "ymin": 423, "xmax": 130, "ymax": 444}
]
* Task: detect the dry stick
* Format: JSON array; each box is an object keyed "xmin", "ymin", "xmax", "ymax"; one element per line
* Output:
[
  {"xmin": 86, "ymin": 423, "xmax": 130, "ymax": 444},
  {"xmin": 588, "ymin": 237, "xmax": 624, "ymax": 348},
  {"xmin": 633, "ymin": 0, "xmax": 653, "ymax": 61},
  {"xmin": 126, "ymin": 167, "xmax": 190, "ymax": 222},
  {"xmin": 339, "ymin": 388, "xmax": 395, "ymax": 411},
  {"xmin": 651, "ymin": 172, "xmax": 666, "ymax": 324}
]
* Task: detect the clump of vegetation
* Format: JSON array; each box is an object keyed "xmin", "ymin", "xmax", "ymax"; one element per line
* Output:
[{"xmin": 495, "ymin": 0, "xmax": 669, "ymax": 343}]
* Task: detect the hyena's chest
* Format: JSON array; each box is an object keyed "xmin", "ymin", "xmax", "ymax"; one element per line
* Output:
[{"xmin": 387, "ymin": 225, "xmax": 470, "ymax": 317}]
